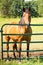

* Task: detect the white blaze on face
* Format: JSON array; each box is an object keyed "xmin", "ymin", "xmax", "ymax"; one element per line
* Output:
[
  {"xmin": 24, "ymin": 14, "xmax": 29, "ymax": 28},
  {"xmin": 23, "ymin": 13, "xmax": 29, "ymax": 25},
  {"xmin": 25, "ymin": 20, "xmax": 29, "ymax": 24}
]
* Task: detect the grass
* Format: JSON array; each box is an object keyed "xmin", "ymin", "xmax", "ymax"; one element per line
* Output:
[
  {"xmin": 0, "ymin": 57, "xmax": 43, "ymax": 65},
  {"xmin": 0, "ymin": 17, "xmax": 43, "ymax": 27},
  {"xmin": 0, "ymin": 17, "xmax": 20, "ymax": 27}
]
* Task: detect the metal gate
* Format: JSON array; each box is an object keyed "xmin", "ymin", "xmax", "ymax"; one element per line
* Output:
[{"xmin": 0, "ymin": 24, "xmax": 43, "ymax": 60}]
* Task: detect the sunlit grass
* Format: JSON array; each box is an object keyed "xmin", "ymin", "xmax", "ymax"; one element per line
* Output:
[
  {"xmin": 0, "ymin": 17, "xmax": 20, "ymax": 27},
  {"xmin": 31, "ymin": 17, "xmax": 43, "ymax": 24},
  {"xmin": 0, "ymin": 17, "xmax": 43, "ymax": 27},
  {"xmin": 0, "ymin": 57, "xmax": 43, "ymax": 65}
]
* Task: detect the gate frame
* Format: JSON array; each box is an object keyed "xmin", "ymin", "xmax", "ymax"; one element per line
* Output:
[{"xmin": 1, "ymin": 24, "xmax": 43, "ymax": 60}]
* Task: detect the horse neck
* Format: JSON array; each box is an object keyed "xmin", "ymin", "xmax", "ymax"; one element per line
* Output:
[{"xmin": 19, "ymin": 16, "xmax": 25, "ymax": 24}]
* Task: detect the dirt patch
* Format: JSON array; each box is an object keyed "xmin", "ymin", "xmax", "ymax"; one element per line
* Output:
[{"xmin": 0, "ymin": 43, "xmax": 43, "ymax": 59}]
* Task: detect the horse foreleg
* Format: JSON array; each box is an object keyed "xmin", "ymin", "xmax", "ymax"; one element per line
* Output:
[
  {"xmin": 13, "ymin": 43, "xmax": 17, "ymax": 59},
  {"xmin": 7, "ymin": 43, "xmax": 9, "ymax": 58},
  {"xmin": 6, "ymin": 36, "xmax": 10, "ymax": 58},
  {"xmin": 19, "ymin": 44, "xmax": 21, "ymax": 58},
  {"xmin": 18, "ymin": 37, "xmax": 22, "ymax": 60},
  {"xmin": 27, "ymin": 41, "xmax": 30, "ymax": 58}
]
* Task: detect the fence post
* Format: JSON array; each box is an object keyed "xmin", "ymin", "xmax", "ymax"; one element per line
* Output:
[{"xmin": 1, "ymin": 28, "xmax": 3, "ymax": 60}]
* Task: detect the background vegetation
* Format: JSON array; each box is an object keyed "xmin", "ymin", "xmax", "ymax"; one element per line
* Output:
[{"xmin": 0, "ymin": 0, "xmax": 43, "ymax": 18}]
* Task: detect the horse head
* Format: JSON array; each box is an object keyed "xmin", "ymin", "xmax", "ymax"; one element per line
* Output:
[{"xmin": 22, "ymin": 7, "xmax": 31, "ymax": 27}]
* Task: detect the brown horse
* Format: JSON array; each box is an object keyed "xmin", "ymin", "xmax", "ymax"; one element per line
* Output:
[{"xmin": 4, "ymin": 7, "xmax": 32, "ymax": 59}]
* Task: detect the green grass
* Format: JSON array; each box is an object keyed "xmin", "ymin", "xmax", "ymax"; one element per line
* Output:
[
  {"xmin": 0, "ymin": 58, "xmax": 43, "ymax": 65},
  {"xmin": 0, "ymin": 17, "xmax": 43, "ymax": 27},
  {"xmin": 0, "ymin": 17, "xmax": 20, "ymax": 27}
]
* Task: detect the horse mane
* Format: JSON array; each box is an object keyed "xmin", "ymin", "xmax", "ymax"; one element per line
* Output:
[
  {"xmin": 19, "ymin": 18, "xmax": 25, "ymax": 24},
  {"xmin": 11, "ymin": 17, "xmax": 25, "ymax": 25}
]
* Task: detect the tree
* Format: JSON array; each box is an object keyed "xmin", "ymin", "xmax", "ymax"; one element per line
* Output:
[
  {"xmin": 0, "ymin": 0, "xmax": 43, "ymax": 17},
  {"xmin": 10, "ymin": 0, "xmax": 23, "ymax": 17},
  {"xmin": 0, "ymin": 0, "xmax": 13, "ymax": 17},
  {"xmin": 37, "ymin": 0, "xmax": 43, "ymax": 16},
  {"xmin": 30, "ymin": 0, "xmax": 39, "ymax": 17},
  {"xmin": 24, "ymin": 1, "xmax": 39, "ymax": 17}
]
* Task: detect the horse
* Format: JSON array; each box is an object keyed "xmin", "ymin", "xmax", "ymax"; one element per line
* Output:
[{"xmin": 4, "ymin": 7, "xmax": 32, "ymax": 59}]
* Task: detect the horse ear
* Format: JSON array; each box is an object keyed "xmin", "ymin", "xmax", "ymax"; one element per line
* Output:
[{"xmin": 23, "ymin": 7, "xmax": 25, "ymax": 12}]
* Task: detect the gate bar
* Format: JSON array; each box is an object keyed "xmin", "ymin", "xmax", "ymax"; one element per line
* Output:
[
  {"xmin": 2, "ymin": 49, "xmax": 43, "ymax": 52},
  {"xmin": 2, "ymin": 41, "xmax": 43, "ymax": 44},
  {"xmin": 1, "ymin": 24, "xmax": 43, "ymax": 27},
  {"xmin": 0, "ymin": 29, "xmax": 3, "ymax": 60},
  {"xmin": 2, "ymin": 33, "xmax": 43, "ymax": 35}
]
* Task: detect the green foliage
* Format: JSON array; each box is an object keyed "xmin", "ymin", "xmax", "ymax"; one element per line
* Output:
[
  {"xmin": 37, "ymin": 0, "xmax": 43, "ymax": 17},
  {"xmin": 0, "ymin": 0, "xmax": 13, "ymax": 17},
  {"xmin": 24, "ymin": 1, "xmax": 39, "ymax": 17},
  {"xmin": 0, "ymin": 0, "xmax": 43, "ymax": 17},
  {"xmin": 9, "ymin": 0, "xmax": 23, "ymax": 17}
]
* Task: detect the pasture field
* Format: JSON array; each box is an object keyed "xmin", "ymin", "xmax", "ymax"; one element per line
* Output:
[
  {"xmin": 0, "ymin": 17, "xmax": 43, "ymax": 65},
  {"xmin": 0, "ymin": 57, "xmax": 43, "ymax": 65}
]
